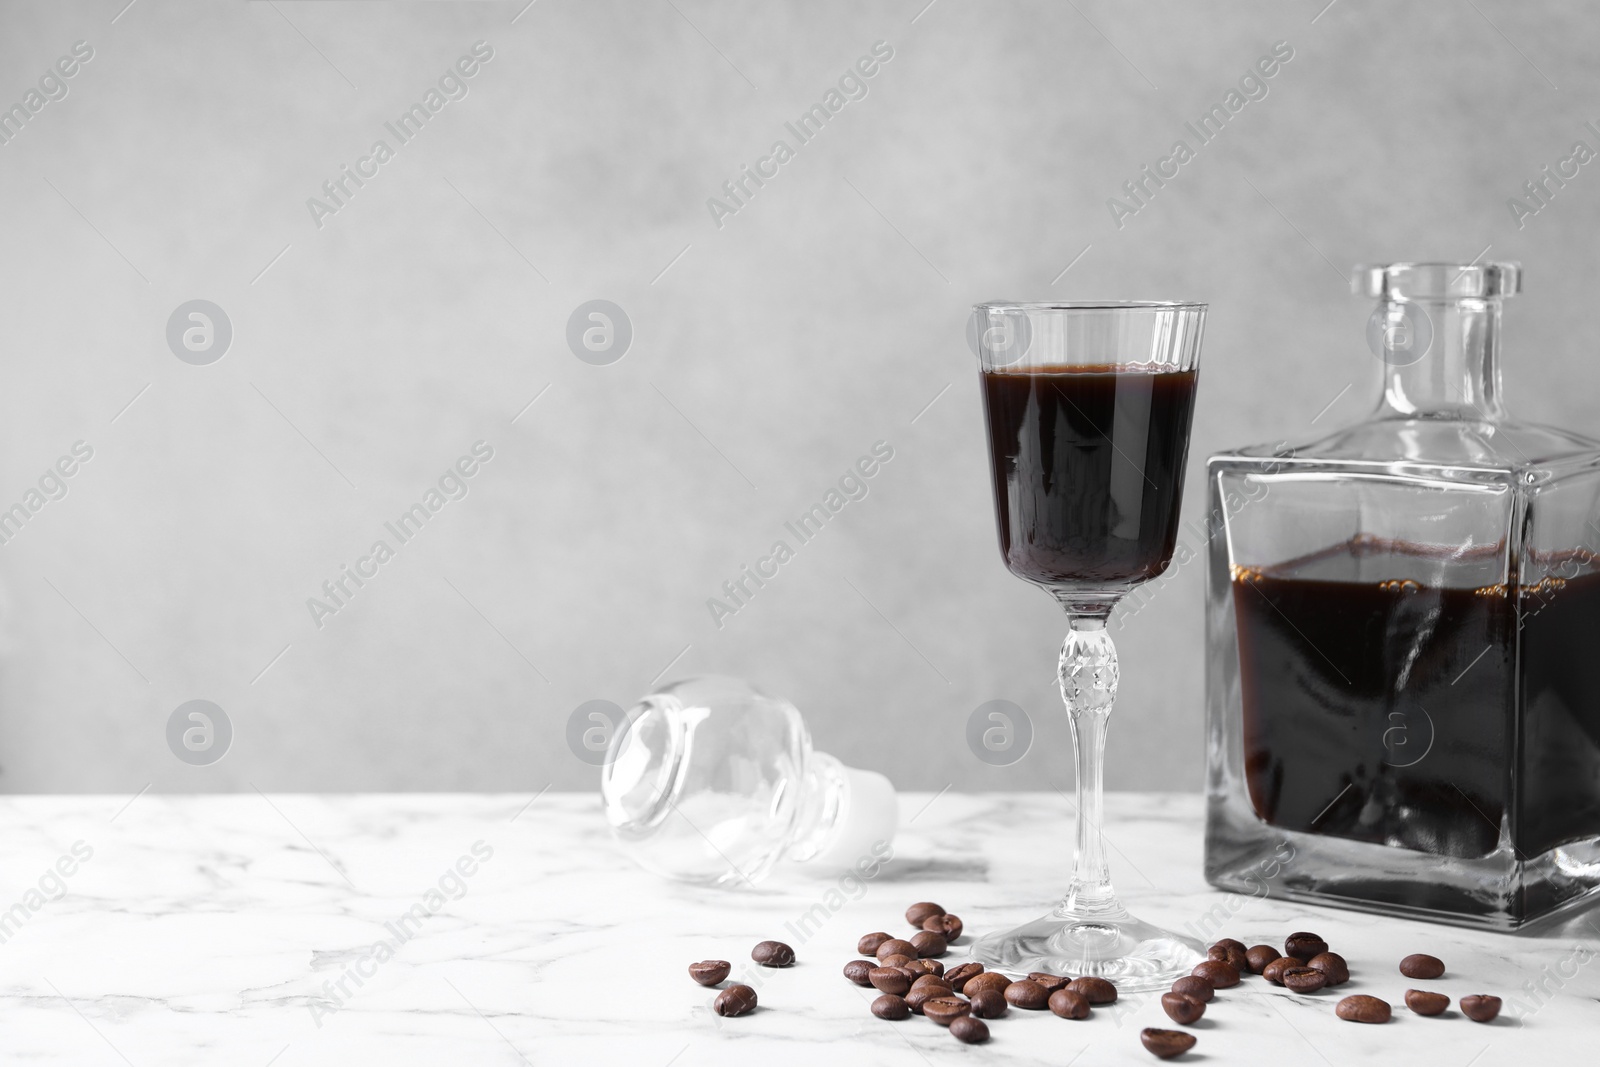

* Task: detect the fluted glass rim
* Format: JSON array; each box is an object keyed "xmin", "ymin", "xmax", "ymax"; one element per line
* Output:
[{"xmin": 974, "ymin": 300, "xmax": 1207, "ymax": 313}]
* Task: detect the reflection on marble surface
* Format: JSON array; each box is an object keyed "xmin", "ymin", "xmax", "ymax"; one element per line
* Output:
[{"xmin": 0, "ymin": 792, "xmax": 1593, "ymax": 1064}]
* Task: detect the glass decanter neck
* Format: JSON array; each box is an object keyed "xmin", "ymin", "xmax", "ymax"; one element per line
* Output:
[
  {"xmin": 1376, "ymin": 295, "xmax": 1506, "ymax": 421},
  {"xmin": 1357, "ymin": 262, "xmax": 1520, "ymax": 423}
]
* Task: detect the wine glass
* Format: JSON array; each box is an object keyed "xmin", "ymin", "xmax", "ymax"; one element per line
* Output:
[{"xmin": 969, "ymin": 300, "xmax": 1207, "ymax": 990}]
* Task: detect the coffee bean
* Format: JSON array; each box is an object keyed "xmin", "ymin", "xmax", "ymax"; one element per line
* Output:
[
  {"xmin": 876, "ymin": 939, "xmax": 918, "ymax": 962},
  {"xmin": 1028, "ymin": 972, "xmax": 1071, "ymax": 993},
  {"xmin": 1245, "ymin": 944, "xmax": 1279, "ymax": 974},
  {"xmin": 714, "ymin": 984, "xmax": 758, "ymax": 1017},
  {"xmin": 1284, "ymin": 932, "xmax": 1329, "ymax": 961},
  {"xmin": 1262, "ymin": 957, "xmax": 1298, "ymax": 985},
  {"xmin": 963, "ymin": 971, "xmax": 1012, "ymax": 997},
  {"xmin": 905, "ymin": 958, "xmax": 943, "ymax": 977},
  {"xmin": 1405, "ymin": 989, "xmax": 1450, "ymax": 1016},
  {"xmin": 910, "ymin": 931, "xmax": 948, "ymax": 958},
  {"xmin": 689, "ymin": 960, "xmax": 731, "ymax": 986},
  {"xmin": 1208, "ymin": 942, "xmax": 1249, "ymax": 971},
  {"xmin": 945, "ymin": 962, "xmax": 983, "ymax": 992},
  {"xmin": 949, "ymin": 1016, "xmax": 990, "ymax": 1044},
  {"xmin": 1140, "ymin": 1027, "xmax": 1198, "ymax": 1059},
  {"xmin": 1335, "ymin": 994, "xmax": 1392, "ymax": 1023},
  {"xmin": 924, "ymin": 913, "xmax": 964, "ymax": 940},
  {"xmin": 1068, "ymin": 976, "xmax": 1118, "ymax": 1004},
  {"xmin": 970, "ymin": 989, "xmax": 1008, "ymax": 1018},
  {"xmin": 922, "ymin": 996, "xmax": 972, "ymax": 1027},
  {"xmin": 858, "ymin": 932, "xmax": 893, "ymax": 956},
  {"xmin": 1161, "ymin": 992, "xmax": 1205, "ymax": 1025},
  {"xmin": 871, "ymin": 993, "xmax": 910, "ymax": 1020},
  {"xmin": 905, "ymin": 987, "xmax": 938, "ymax": 1014},
  {"xmin": 1282, "ymin": 967, "xmax": 1327, "ymax": 994},
  {"xmin": 868, "ymin": 967, "xmax": 911, "ymax": 996},
  {"xmin": 1460, "ymin": 995, "xmax": 1501, "ymax": 1023},
  {"xmin": 1399, "ymin": 953, "xmax": 1445, "ymax": 980},
  {"xmin": 1191, "ymin": 960, "xmax": 1240, "ymax": 988},
  {"xmin": 905, "ymin": 901, "xmax": 945, "ymax": 927},
  {"xmin": 1170, "ymin": 975, "xmax": 1214, "ymax": 1002},
  {"xmin": 1004, "ymin": 979, "xmax": 1050, "ymax": 1010},
  {"xmin": 1049, "ymin": 988, "xmax": 1091, "ymax": 1019},
  {"xmin": 843, "ymin": 960, "xmax": 874, "ymax": 987},
  {"xmin": 752, "ymin": 940, "xmax": 794, "ymax": 967},
  {"xmin": 1306, "ymin": 951, "xmax": 1349, "ymax": 986},
  {"xmin": 910, "ymin": 974, "xmax": 952, "ymax": 995},
  {"xmin": 880, "ymin": 954, "xmax": 915, "ymax": 970}
]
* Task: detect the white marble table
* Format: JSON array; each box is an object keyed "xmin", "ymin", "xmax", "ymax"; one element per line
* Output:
[{"xmin": 1, "ymin": 792, "xmax": 1594, "ymax": 1065}]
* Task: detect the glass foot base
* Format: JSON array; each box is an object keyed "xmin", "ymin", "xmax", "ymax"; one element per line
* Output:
[{"xmin": 970, "ymin": 909, "xmax": 1205, "ymax": 992}]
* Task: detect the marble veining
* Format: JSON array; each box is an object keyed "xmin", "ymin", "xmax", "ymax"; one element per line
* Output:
[{"xmin": 0, "ymin": 792, "xmax": 1591, "ymax": 1065}]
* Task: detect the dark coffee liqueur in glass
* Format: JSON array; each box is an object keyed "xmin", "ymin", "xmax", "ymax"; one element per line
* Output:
[
  {"xmin": 971, "ymin": 303, "xmax": 1207, "ymax": 985},
  {"xmin": 1233, "ymin": 539, "xmax": 1600, "ymax": 860},
  {"xmin": 981, "ymin": 365, "xmax": 1199, "ymax": 591}
]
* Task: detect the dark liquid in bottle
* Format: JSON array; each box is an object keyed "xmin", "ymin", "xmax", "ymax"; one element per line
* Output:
[
  {"xmin": 1234, "ymin": 539, "xmax": 1600, "ymax": 860},
  {"xmin": 982, "ymin": 365, "xmax": 1198, "ymax": 590}
]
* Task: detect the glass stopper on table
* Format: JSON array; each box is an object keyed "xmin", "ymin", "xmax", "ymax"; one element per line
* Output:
[{"xmin": 600, "ymin": 675, "xmax": 898, "ymax": 887}]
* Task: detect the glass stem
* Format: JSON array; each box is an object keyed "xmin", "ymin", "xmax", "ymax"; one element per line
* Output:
[{"xmin": 1057, "ymin": 612, "xmax": 1121, "ymax": 917}]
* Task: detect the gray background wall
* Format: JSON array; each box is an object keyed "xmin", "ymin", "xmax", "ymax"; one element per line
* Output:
[{"xmin": 0, "ymin": 0, "xmax": 1594, "ymax": 795}]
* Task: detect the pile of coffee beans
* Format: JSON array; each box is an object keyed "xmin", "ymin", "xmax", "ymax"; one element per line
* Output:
[
  {"xmin": 844, "ymin": 901, "xmax": 1140, "ymax": 1045},
  {"xmin": 690, "ymin": 919, "xmax": 1506, "ymax": 1051},
  {"xmin": 851, "ymin": 902, "xmax": 1002, "ymax": 1044}
]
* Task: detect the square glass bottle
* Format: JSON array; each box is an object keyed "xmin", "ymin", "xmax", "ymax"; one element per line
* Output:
[{"xmin": 1205, "ymin": 262, "xmax": 1600, "ymax": 929}]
